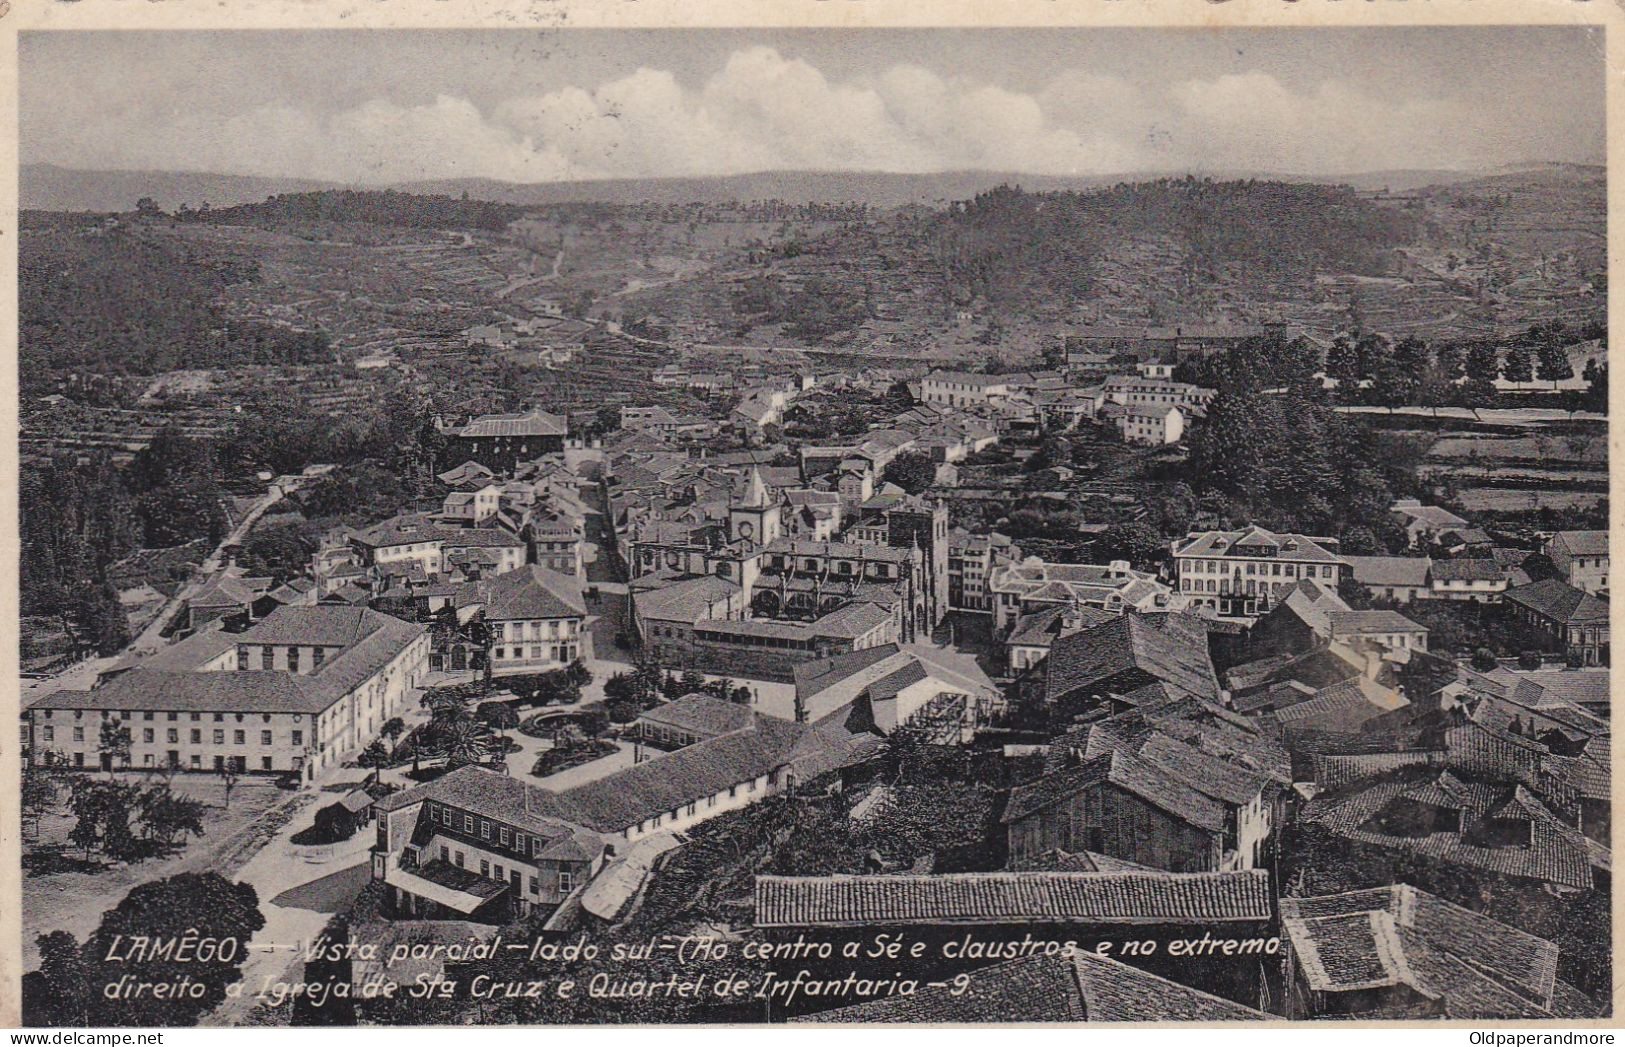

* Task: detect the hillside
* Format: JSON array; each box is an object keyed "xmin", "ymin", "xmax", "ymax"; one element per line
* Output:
[
  {"xmin": 19, "ymin": 214, "xmax": 332, "ymax": 385},
  {"xmin": 23, "ymin": 161, "xmax": 1598, "ymax": 213},
  {"xmin": 21, "ymin": 164, "xmax": 341, "ymax": 214}
]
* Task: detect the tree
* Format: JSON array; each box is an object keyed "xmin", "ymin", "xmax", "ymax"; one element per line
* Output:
[
  {"xmin": 22, "ymin": 761, "xmax": 60, "ymax": 842},
  {"xmin": 382, "ymin": 717, "xmax": 407, "ymax": 745},
  {"xmin": 30, "ymin": 930, "xmax": 91, "ymax": 1025},
  {"xmin": 1502, "ymin": 343, "xmax": 1534, "ymax": 385},
  {"xmin": 1372, "ymin": 336, "xmax": 1428, "ymax": 406},
  {"xmin": 603, "ymin": 672, "xmax": 639, "ymax": 703},
  {"xmin": 358, "ymin": 740, "xmax": 392, "ymax": 784},
  {"xmin": 1093, "ymin": 521, "xmax": 1166, "ymax": 569},
  {"xmin": 1580, "ymin": 358, "xmax": 1608, "ymax": 413},
  {"xmin": 1463, "ymin": 342, "xmax": 1501, "ymax": 404},
  {"xmin": 1432, "ymin": 342, "xmax": 1464, "ymax": 384},
  {"xmin": 79, "ymin": 872, "xmax": 265, "ymax": 1025},
  {"xmin": 578, "ymin": 709, "xmax": 611, "ymax": 740},
  {"xmin": 438, "ymin": 717, "xmax": 493, "ymax": 770},
  {"xmin": 883, "ymin": 450, "xmax": 936, "ymax": 495},
  {"xmin": 1536, "ymin": 343, "xmax": 1573, "ymax": 390},
  {"xmin": 66, "ymin": 776, "xmax": 140, "ymax": 861},
  {"xmin": 136, "ymin": 784, "xmax": 205, "ymax": 848},
  {"xmin": 219, "ymin": 766, "xmax": 239, "ymax": 810},
  {"xmin": 98, "ymin": 718, "xmax": 132, "ymax": 772},
  {"xmin": 1324, "ymin": 335, "xmax": 1362, "ymax": 397},
  {"xmin": 1354, "ymin": 332, "xmax": 1391, "ymax": 383}
]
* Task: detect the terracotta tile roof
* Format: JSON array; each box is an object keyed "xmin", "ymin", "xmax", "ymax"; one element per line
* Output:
[
  {"xmin": 463, "ymin": 564, "xmax": 585, "ymax": 621},
  {"xmin": 1298, "ymin": 776, "xmax": 1593, "ymax": 890},
  {"xmin": 1345, "ymin": 555, "xmax": 1433, "ymax": 588},
  {"xmin": 1006, "ymin": 749, "xmax": 1230, "ymax": 834},
  {"xmin": 1281, "ymin": 884, "xmax": 1581, "ymax": 1018},
  {"xmin": 1549, "ymin": 530, "xmax": 1608, "ymax": 558},
  {"xmin": 632, "ymin": 574, "xmax": 740, "ymax": 624},
  {"xmin": 754, "ymin": 869, "xmax": 1271, "ymax": 928},
  {"xmin": 1428, "ymin": 558, "xmax": 1504, "ymax": 583},
  {"xmin": 381, "ymin": 715, "xmax": 872, "ymax": 836},
  {"xmin": 1175, "ymin": 527, "xmax": 1344, "ymax": 565},
  {"xmin": 1504, "ymin": 579, "xmax": 1609, "ymax": 624},
  {"xmin": 1044, "ymin": 613, "xmax": 1219, "ymax": 705},
  {"xmin": 637, "ymin": 694, "xmax": 755, "ymax": 739},
  {"xmin": 1327, "ymin": 609, "xmax": 1427, "ymax": 635},
  {"xmin": 797, "ymin": 949, "xmax": 1266, "ymax": 1023},
  {"xmin": 456, "ymin": 408, "xmax": 567, "ymax": 438}
]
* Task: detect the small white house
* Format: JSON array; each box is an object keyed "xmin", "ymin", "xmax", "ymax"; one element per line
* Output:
[{"xmin": 1118, "ymin": 405, "xmax": 1184, "ymax": 446}]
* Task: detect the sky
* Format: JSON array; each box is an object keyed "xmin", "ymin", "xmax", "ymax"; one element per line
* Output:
[{"xmin": 21, "ymin": 27, "xmax": 1606, "ymax": 184}]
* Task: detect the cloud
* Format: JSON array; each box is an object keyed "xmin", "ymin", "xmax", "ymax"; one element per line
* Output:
[{"xmin": 28, "ymin": 46, "xmax": 1597, "ymax": 184}]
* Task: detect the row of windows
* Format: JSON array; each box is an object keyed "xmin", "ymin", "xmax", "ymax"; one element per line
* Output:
[
  {"xmin": 42, "ymin": 725, "xmax": 304, "ymax": 747},
  {"xmin": 236, "ymin": 645, "xmax": 328, "ymax": 672},
  {"xmin": 40, "ymin": 709, "xmax": 295, "ymax": 722},
  {"xmin": 762, "ymin": 557, "xmax": 899, "ymax": 579},
  {"xmin": 493, "ymin": 619, "xmax": 576, "ymax": 642},
  {"xmin": 430, "ymin": 804, "xmax": 557, "ymax": 858},
  {"xmin": 631, "ymin": 778, "xmax": 760, "ymax": 835},
  {"xmin": 55, "ymin": 752, "xmax": 276, "ymax": 772},
  {"xmin": 438, "ymin": 846, "xmax": 575, "ymax": 895},
  {"xmin": 1181, "ymin": 577, "xmax": 1303, "ymax": 596},
  {"xmin": 494, "ymin": 645, "xmax": 578, "ymax": 663},
  {"xmin": 1182, "ymin": 558, "xmax": 1337, "ymax": 579}
]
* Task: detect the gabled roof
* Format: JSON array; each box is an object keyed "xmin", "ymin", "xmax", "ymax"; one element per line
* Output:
[
  {"xmin": 1344, "ymin": 555, "xmax": 1432, "ymax": 588},
  {"xmin": 754, "ymin": 869, "xmax": 1271, "ymax": 927},
  {"xmin": 1281, "ymin": 884, "xmax": 1581, "ymax": 1018},
  {"xmin": 1327, "ymin": 609, "xmax": 1427, "ymax": 636},
  {"xmin": 239, "ymin": 604, "xmax": 393, "ymax": 648},
  {"xmin": 637, "ymin": 693, "xmax": 755, "ymax": 739},
  {"xmin": 1174, "ymin": 528, "xmax": 1344, "ymax": 564},
  {"xmin": 381, "ymin": 712, "xmax": 873, "ymax": 837},
  {"xmin": 790, "ymin": 643, "xmax": 997, "ymax": 723},
  {"xmin": 1504, "ymin": 579, "xmax": 1609, "ymax": 624},
  {"xmin": 797, "ymin": 949, "xmax": 1266, "ymax": 1022},
  {"xmin": 1005, "ymin": 749, "xmax": 1229, "ymax": 833},
  {"xmin": 1044, "ymin": 613, "xmax": 1218, "ymax": 705},
  {"xmin": 632, "ymin": 574, "xmax": 740, "ymax": 624},
  {"xmin": 1548, "ymin": 530, "xmax": 1608, "ymax": 558},
  {"xmin": 462, "ymin": 564, "xmax": 586, "ymax": 621},
  {"xmin": 455, "ymin": 408, "xmax": 567, "ymax": 438},
  {"xmin": 1390, "ymin": 502, "xmax": 1468, "ymax": 529},
  {"xmin": 1429, "ymin": 558, "xmax": 1504, "ymax": 583}
]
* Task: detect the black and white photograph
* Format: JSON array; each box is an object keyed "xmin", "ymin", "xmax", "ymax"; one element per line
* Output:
[{"xmin": 9, "ymin": 12, "xmax": 1615, "ymax": 1029}]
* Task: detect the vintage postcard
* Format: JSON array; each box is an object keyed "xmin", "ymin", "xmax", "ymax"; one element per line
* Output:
[{"xmin": 2, "ymin": 0, "xmax": 1618, "ymax": 1030}]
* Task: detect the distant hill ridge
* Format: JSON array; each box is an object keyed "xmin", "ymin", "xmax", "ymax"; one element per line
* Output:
[{"xmin": 21, "ymin": 161, "xmax": 1602, "ymax": 213}]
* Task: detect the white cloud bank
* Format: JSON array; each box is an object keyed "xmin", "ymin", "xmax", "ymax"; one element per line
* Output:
[{"xmin": 39, "ymin": 46, "xmax": 1590, "ymax": 183}]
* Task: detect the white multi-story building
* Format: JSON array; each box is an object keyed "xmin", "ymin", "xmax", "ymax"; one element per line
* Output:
[
  {"xmin": 470, "ymin": 565, "xmax": 588, "ymax": 671},
  {"xmin": 988, "ymin": 557, "xmax": 1181, "ymax": 637},
  {"xmin": 1545, "ymin": 531, "xmax": 1609, "ymax": 596},
  {"xmin": 1173, "ymin": 527, "xmax": 1347, "ymax": 619},
  {"xmin": 350, "ymin": 514, "xmax": 525, "ymax": 578},
  {"xmin": 920, "ymin": 370, "xmax": 1016, "ymax": 409},
  {"xmin": 1102, "ymin": 376, "xmax": 1215, "ymax": 411},
  {"xmin": 371, "ymin": 697, "xmax": 867, "ymax": 919},
  {"xmin": 26, "ymin": 606, "xmax": 429, "ymax": 779},
  {"xmin": 1119, "ymin": 405, "xmax": 1184, "ymax": 445}
]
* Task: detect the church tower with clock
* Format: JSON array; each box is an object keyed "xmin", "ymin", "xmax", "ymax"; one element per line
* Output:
[{"xmin": 729, "ymin": 466, "xmax": 781, "ymax": 550}]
